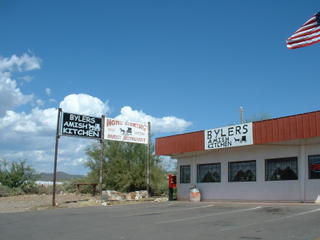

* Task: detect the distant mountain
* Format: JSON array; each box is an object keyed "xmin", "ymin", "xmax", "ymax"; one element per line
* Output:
[{"xmin": 37, "ymin": 171, "xmax": 85, "ymax": 181}]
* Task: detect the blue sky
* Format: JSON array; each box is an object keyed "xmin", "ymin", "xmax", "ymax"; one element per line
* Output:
[{"xmin": 0, "ymin": 0, "xmax": 319, "ymax": 174}]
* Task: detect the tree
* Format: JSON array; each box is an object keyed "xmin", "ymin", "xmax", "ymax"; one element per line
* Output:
[
  {"xmin": 0, "ymin": 159, "xmax": 37, "ymax": 189},
  {"xmin": 85, "ymin": 140, "xmax": 167, "ymax": 195}
]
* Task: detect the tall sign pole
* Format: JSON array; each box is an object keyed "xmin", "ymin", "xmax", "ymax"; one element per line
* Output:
[
  {"xmin": 146, "ymin": 122, "xmax": 151, "ymax": 197},
  {"xmin": 52, "ymin": 108, "xmax": 62, "ymax": 206},
  {"xmin": 99, "ymin": 115, "xmax": 105, "ymax": 198},
  {"xmin": 53, "ymin": 110, "xmax": 102, "ymax": 206}
]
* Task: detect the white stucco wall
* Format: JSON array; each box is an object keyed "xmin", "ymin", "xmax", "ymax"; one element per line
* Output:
[{"xmin": 176, "ymin": 142, "xmax": 320, "ymax": 202}]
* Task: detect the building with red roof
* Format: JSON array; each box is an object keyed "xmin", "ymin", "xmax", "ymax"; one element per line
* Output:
[{"xmin": 156, "ymin": 111, "xmax": 320, "ymax": 202}]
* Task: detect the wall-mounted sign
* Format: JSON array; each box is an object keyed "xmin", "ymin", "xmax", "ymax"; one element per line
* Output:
[
  {"xmin": 61, "ymin": 112, "xmax": 102, "ymax": 139},
  {"xmin": 104, "ymin": 118, "xmax": 149, "ymax": 145},
  {"xmin": 205, "ymin": 122, "xmax": 253, "ymax": 150}
]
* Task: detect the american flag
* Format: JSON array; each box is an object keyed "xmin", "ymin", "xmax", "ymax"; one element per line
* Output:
[{"xmin": 287, "ymin": 12, "xmax": 320, "ymax": 49}]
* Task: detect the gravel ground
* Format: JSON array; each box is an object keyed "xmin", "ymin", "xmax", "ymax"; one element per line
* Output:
[{"xmin": 0, "ymin": 193, "xmax": 99, "ymax": 213}]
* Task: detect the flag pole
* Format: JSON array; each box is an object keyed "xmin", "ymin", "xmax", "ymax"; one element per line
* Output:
[{"xmin": 52, "ymin": 108, "xmax": 62, "ymax": 206}]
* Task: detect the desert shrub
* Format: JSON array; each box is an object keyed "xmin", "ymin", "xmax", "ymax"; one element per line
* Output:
[
  {"xmin": 0, "ymin": 159, "xmax": 37, "ymax": 190},
  {"xmin": 21, "ymin": 181, "xmax": 39, "ymax": 194},
  {"xmin": 10, "ymin": 187, "xmax": 24, "ymax": 196},
  {"xmin": 63, "ymin": 179, "xmax": 78, "ymax": 193},
  {"xmin": 35, "ymin": 184, "xmax": 66, "ymax": 194},
  {"xmin": 63, "ymin": 178, "xmax": 96, "ymax": 194},
  {"xmin": 0, "ymin": 185, "xmax": 13, "ymax": 197}
]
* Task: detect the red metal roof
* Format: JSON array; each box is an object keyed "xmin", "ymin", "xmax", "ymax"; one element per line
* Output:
[
  {"xmin": 155, "ymin": 110, "xmax": 320, "ymax": 156},
  {"xmin": 253, "ymin": 110, "xmax": 320, "ymax": 144},
  {"xmin": 155, "ymin": 131, "xmax": 204, "ymax": 155}
]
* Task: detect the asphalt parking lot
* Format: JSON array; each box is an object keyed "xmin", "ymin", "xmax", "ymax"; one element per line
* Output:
[{"xmin": 1, "ymin": 201, "xmax": 320, "ymax": 240}]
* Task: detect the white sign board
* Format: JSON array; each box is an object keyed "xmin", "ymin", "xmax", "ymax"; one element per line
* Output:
[
  {"xmin": 205, "ymin": 122, "xmax": 253, "ymax": 150},
  {"xmin": 104, "ymin": 118, "xmax": 149, "ymax": 145}
]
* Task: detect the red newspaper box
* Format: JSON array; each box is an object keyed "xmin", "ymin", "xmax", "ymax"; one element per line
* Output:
[{"xmin": 168, "ymin": 174, "xmax": 176, "ymax": 189}]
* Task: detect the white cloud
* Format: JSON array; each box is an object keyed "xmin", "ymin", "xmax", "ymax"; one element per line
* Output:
[
  {"xmin": 45, "ymin": 88, "xmax": 51, "ymax": 96},
  {"xmin": 59, "ymin": 94, "xmax": 110, "ymax": 117},
  {"xmin": 35, "ymin": 99, "xmax": 45, "ymax": 107},
  {"xmin": 0, "ymin": 108, "xmax": 56, "ymax": 136},
  {"xmin": 116, "ymin": 106, "xmax": 192, "ymax": 133},
  {"xmin": 160, "ymin": 156, "xmax": 177, "ymax": 172},
  {"xmin": 0, "ymin": 72, "xmax": 34, "ymax": 116},
  {"xmin": 0, "ymin": 53, "xmax": 41, "ymax": 116},
  {"xmin": 0, "ymin": 53, "xmax": 41, "ymax": 72},
  {"xmin": 19, "ymin": 75, "xmax": 33, "ymax": 83}
]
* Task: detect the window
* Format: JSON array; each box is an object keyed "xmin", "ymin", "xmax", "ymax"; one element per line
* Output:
[
  {"xmin": 180, "ymin": 165, "xmax": 191, "ymax": 183},
  {"xmin": 197, "ymin": 163, "xmax": 221, "ymax": 183},
  {"xmin": 265, "ymin": 157, "xmax": 298, "ymax": 181},
  {"xmin": 228, "ymin": 160, "xmax": 256, "ymax": 182},
  {"xmin": 309, "ymin": 155, "xmax": 320, "ymax": 179}
]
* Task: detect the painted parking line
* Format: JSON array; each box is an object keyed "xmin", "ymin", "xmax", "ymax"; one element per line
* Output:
[
  {"xmin": 270, "ymin": 208, "xmax": 320, "ymax": 221},
  {"xmin": 118, "ymin": 204, "xmax": 215, "ymax": 217},
  {"xmin": 104, "ymin": 202, "xmax": 179, "ymax": 210},
  {"xmin": 220, "ymin": 208, "xmax": 320, "ymax": 232},
  {"xmin": 156, "ymin": 206, "xmax": 262, "ymax": 224}
]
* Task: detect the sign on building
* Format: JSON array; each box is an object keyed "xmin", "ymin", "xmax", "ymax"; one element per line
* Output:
[
  {"xmin": 104, "ymin": 118, "xmax": 149, "ymax": 145},
  {"xmin": 61, "ymin": 112, "xmax": 102, "ymax": 139},
  {"xmin": 205, "ymin": 122, "xmax": 253, "ymax": 150}
]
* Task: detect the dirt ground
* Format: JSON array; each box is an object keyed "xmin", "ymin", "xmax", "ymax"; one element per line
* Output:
[
  {"xmin": 0, "ymin": 193, "xmax": 167, "ymax": 213},
  {"xmin": 0, "ymin": 193, "xmax": 102, "ymax": 213}
]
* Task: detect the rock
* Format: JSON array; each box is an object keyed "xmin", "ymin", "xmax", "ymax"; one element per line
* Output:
[
  {"xmin": 154, "ymin": 197, "xmax": 168, "ymax": 202},
  {"xmin": 137, "ymin": 190, "xmax": 148, "ymax": 199},
  {"xmin": 102, "ymin": 190, "xmax": 126, "ymax": 201},
  {"xmin": 102, "ymin": 190, "xmax": 150, "ymax": 201},
  {"xmin": 126, "ymin": 192, "xmax": 136, "ymax": 200}
]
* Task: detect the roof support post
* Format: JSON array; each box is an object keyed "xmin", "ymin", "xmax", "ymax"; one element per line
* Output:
[{"xmin": 299, "ymin": 144, "xmax": 306, "ymax": 202}]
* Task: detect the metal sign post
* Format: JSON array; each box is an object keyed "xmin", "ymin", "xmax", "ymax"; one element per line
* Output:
[
  {"xmin": 99, "ymin": 115, "xmax": 105, "ymax": 199},
  {"xmin": 146, "ymin": 122, "xmax": 151, "ymax": 197},
  {"xmin": 52, "ymin": 108, "xmax": 62, "ymax": 206}
]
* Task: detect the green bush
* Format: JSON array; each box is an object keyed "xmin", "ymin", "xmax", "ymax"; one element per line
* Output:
[
  {"xmin": 86, "ymin": 141, "xmax": 168, "ymax": 196},
  {"xmin": 0, "ymin": 159, "xmax": 38, "ymax": 195}
]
